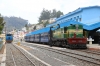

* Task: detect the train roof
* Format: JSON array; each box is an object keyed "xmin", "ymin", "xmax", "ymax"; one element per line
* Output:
[
  {"xmin": 26, "ymin": 27, "xmax": 50, "ymax": 36},
  {"xmin": 31, "ymin": 27, "xmax": 50, "ymax": 34}
]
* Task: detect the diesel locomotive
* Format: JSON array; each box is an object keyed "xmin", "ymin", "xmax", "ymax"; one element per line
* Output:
[{"xmin": 6, "ymin": 34, "xmax": 13, "ymax": 43}]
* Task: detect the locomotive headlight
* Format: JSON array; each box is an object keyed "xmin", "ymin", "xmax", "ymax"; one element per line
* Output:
[
  {"xmin": 79, "ymin": 40, "xmax": 82, "ymax": 42},
  {"xmin": 72, "ymin": 40, "xmax": 76, "ymax": 42}
]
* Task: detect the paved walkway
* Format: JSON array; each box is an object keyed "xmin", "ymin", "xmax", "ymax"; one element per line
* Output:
[
  {"xmin": 0, "ymin": 44, "xmax": 6, "ymax": 66},
  {"xmin": 87, "ymin": 44, "xmax": 100, "ymax": 50}
]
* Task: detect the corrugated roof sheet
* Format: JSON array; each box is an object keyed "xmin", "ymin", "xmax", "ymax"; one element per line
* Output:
[{"xmin": 56, "ymin": 6, "xmax": 100, "ymax": 21}]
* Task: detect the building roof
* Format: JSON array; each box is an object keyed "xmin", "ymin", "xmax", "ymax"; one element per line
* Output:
[
  {"xmin": 26, "ymin": 20, "xmax": 100, "ymax": 36},
  {"xmin": 56, "ymin": 5, "xmax": 100, "ymax": 21}
]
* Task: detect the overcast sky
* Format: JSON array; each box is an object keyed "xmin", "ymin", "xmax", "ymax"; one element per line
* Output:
[{"xmin": 0, "ymin": 0, "xmax": 100, "ymax": 24}]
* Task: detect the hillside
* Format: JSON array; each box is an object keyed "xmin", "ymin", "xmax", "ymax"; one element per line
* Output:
[{"xmin": 3, "ymin": 16, "xmax": 28, "ymax": 31}]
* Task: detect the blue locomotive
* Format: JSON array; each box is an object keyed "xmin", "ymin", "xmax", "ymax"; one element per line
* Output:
[
  {"xmin": 6, "ymin": 34, "xmax": 13, "ymax": 43},
  {"xmin": 24, "ymin": 20, "xmax": 87, "ymax": 49}
]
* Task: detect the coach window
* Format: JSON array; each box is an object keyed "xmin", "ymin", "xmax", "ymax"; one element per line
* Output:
[
  {"xmin": 66, "ymin": 20, "xmax": 68, "ymax": 22},
  {"xmin": 45, "ymin": 34, "xmax": 48, "ymax": 39},
  {"xmin": 68, "ymin": 19, "xmax": 70, "ymax": 21},
  {"xmin": 77, "ymin": 16, "xmax": 79, "ymax": 19},
  {"xmin": 61, "ymin": 28, "xmax": 63, "ymax": 33},
  {"xmin": 41, "ymin": 34, "xmax": 43, "ymax": 38},
  {"xmin": 70, "ymin": 18, "xmax": 72, "ymax": 20},
  {"xmin": 64, "ymin": 27, "xmax": 67, "ymax": 33},
  {"xmin": 74, "ymin": 17, "xmax": 76, "ymax": 21},
  {"xmin": 74, "ymin": 17, "xmax": 76, "ymax": 20},
  {"xmin": 76, "ymin": 19, "xmax": 78, "ymax": 22},
  {"xmin": 79, "ymin": 18, "xmax": 82, "ymax": 22}
]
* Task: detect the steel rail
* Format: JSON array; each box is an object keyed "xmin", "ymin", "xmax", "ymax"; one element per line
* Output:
[
  {"xmin": 76, "ymin": 49, "xmax": 100, "ymax": 55},
  {"xmin": 22, "ymin": 43, "xmax": 100, "ymax": 65},
  {"xmin": 10, "ymin": 48, "xmax": 17, "ymax": 66},
  {"xmin": 12, "ymin": 44, "xmax": 36, "ymax": 66}
]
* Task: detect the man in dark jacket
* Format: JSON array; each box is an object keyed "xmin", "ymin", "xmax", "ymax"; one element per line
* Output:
[{"xmin": 98, "ymin": 37, "xmax": 100, "ymax": 45}]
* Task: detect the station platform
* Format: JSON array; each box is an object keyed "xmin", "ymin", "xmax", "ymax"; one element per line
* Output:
[
  {"xmin": 87, "ymin": 44, "xmax": 100, "ymax": 50},
  {"xmin": 0, "ymin": 44, "xmax": 6, "ymax": 66}
]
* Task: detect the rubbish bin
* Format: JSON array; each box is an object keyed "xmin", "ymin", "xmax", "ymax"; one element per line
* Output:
[{"xmin": 17, "ymin": 42, "xmax": 20, "ymax": 45}]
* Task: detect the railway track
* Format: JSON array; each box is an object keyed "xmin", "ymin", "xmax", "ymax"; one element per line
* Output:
[
  {"xmin": 22, "ymin": 43, "xmax": 100, "ymax": 66},
  {"xmin": 77, "ymin": 49, "xmax": 100, "ymax": 55},
  {"xmin": 6, "ymin": 44, "xmax": 35, "ymax": 66}
]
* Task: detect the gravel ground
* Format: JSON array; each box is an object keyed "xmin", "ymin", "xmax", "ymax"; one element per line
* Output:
[
  {"xmin": 21, "ymin": 42, "xmax": 100, "ymax": 66},
  {"xmin": 15, "ymin": 44, "xmax": 48, "ymax": 66},
  {"xmin": 6, "ymin": 44, "xmax": 35, "ymax": 66}
]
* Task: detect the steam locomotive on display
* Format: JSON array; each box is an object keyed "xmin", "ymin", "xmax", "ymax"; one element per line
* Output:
[
  {"xmin": 6, "ymin": 34, "xmax": 13, "ymax": 43},
  {"xmin": 24, "ymin": 20, "xmax": 87, "ymax": 49}
]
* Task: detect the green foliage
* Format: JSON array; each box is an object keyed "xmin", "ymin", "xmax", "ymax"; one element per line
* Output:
[
  {"xmin": 25, "ymin": 24, "xmax": 29, "ymax": 30},
  {"xmin": 51, "ymin": 9, "xmax": 63, "ymax": 18},
  {"xmin": 0, "ymin": 14, "xmax": 5, "ymax": 34},
  {"xmin": 56, "ymin": 11, "xmax": 63, "ymax": 18},
  {"xmin": 51, "ymin": 9, "xmax": 57, "ymax": 18},
  {"xmin": 38, "ymin": 9, "xmax": 63, "ymax": 22},
  {"xmin": 33, "ymin": 26, "xmax": 36, "ymax": 30},
  {"xmin": 44, "ymin": 20, "xmax": 49, "ymax": 27},
  {"xmin": 39, "ymin": 9, "xmax": 51, "ymax": 22}
]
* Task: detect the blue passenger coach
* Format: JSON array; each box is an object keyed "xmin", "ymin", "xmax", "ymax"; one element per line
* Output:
[{"xmin": 25, "ymin": 26, "xmax": 51, "ymax": 44}]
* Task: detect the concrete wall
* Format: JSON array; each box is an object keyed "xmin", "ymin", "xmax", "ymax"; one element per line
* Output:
[
  {"xmin": 55, "ymin": 12, "xmax": 82, "ymax": 24},
  {"xmin": 82, "ymin": 7, "xmax": 100, "ymax": 25}
]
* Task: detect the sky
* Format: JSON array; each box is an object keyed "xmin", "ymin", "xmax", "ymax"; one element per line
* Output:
[{"xmin": 0, "ymin": 0, "xmax": 100, "ymax": 24}]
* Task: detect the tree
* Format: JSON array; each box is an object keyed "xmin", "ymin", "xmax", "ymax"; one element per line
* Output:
[
  {"xmin": 39, "ymin": 9, "xmax": 51, "ymax": 22},
  {"xmin": 51, "ymin": 9, "xmax": 57, "ymax": 18},
  {"xmin": 25, "ymin": 24, "xmax": 28, "ymax": 30},
  {"xmin": 0, "ymin": 14, "xmax": 5, "ymax": 34},
  {"xmin": 44, "ymin": 20, "xmax": 49, "ymax": 27},
  {"xmin": 38, "ymin": 9, "xmax": 64, "ymax": 23},
  {"xmin": 38, "ymin": 9, "xmax": 64, "ymax": 28},
  {"xmin": 56, "ymin": 11, "xmax": 63, "ymax": 18},
  {"xmin": 33, "ymin": 26, "xmax": 36, "ymax": 30}
]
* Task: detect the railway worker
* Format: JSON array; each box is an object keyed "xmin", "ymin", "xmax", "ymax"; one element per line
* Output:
[
  {"xmin": 20, "ymin": 39, "xmax": 22, "ymax": 42},
  {"xmin": 98, "ymin": 38, "xmax": 100, "ymax": 45}
]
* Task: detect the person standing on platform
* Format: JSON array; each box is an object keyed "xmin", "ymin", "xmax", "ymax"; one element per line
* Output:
[{"xmin": 98, "ymin": 37, "xmax": 100, "ymax": 45}]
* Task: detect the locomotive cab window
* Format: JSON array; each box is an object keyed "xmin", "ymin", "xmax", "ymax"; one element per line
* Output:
[{"xmin": 64, "ymin": 27, "xmax": 67, "ymax": 33}]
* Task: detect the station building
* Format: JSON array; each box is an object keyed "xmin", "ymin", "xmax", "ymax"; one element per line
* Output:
[
  {"xmin": 47, "ymin": 5, "xmax": 100, "ymax": 43},
  {"xmin": 55, "ymin": 6, "xmax": 100, "ymax": 25}
]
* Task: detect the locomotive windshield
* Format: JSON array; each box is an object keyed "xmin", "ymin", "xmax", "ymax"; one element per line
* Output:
[{"xmin": 6, "ymin": 34, "xmax": 12, "ymax": 36}]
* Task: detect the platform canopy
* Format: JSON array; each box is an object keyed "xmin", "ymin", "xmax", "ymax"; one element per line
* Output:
[
  {"xmin": 26, "ymin": 20, "xmax": 100, "ymax": 36},
  {"xmin": 57, "ymin": 20, "xmax": 100, "ymax": 31}
]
